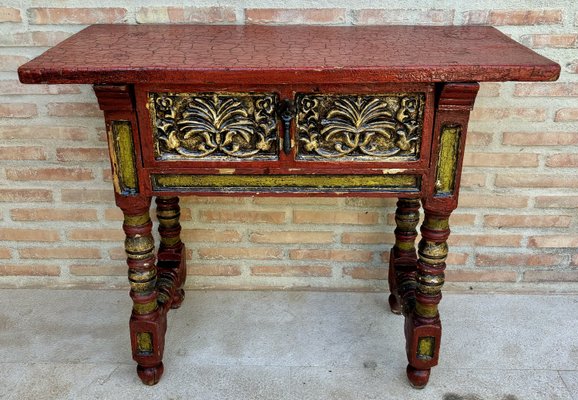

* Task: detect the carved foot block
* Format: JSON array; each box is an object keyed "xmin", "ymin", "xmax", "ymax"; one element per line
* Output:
[
  {"xmin": 137, "ymin": 362, "xmax": 164, "ymax": 386},
  {"xmin": 388, "ymin": 293, "xmax": 402, "ymax": 315},
  {"xmin": 406, "ymin": 364, "xmax": 430, "ymax": 389}
]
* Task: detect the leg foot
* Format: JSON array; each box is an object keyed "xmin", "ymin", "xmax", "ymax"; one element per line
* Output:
[
  {"xmin": 406, "ymin": 364, "xmax": 430, "ymax": 389},
  {"xmin": 388, "ymin": 293, "xmax": 402, "ymax": 315},
  {"xmin": 171, "ymin": 288, "xmax": 185, "ymax": 309},
  {"xmin": 137, "ymin": 362, "xmax": 164, "ymax": 386}
]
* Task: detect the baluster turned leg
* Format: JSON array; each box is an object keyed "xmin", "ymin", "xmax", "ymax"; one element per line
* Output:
[
  {"xmin": 121, "ymin": 198, "xmax": 166, "ymax": 385},
  {"xmin": 388, "ymin": 198, "xmax": 420, "ymax": 315},
  {"xmin": 155, "ymin": 196, "xmax": 186, "ymax": 309},
  {"xmin": 404, "ymin": 208, "xmax": 450, "ymax": 388}
]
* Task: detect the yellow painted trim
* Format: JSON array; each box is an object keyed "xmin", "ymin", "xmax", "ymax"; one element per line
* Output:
[
  {"xmin": 111, "ymin": 121, "xmax": 138, "ymax": 195},
  {"xmin": 435, "ymin": 125, "xmax": 461, "ymax": 195}
]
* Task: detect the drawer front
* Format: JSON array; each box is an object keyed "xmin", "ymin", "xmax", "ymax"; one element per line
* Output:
[
  {"xmin": 295, "ymin": 92, "xmax": 425, "ymax": 161},
  {"xmin": 148, "ymin": 91, "xmax": 279, "ymax": 161}
]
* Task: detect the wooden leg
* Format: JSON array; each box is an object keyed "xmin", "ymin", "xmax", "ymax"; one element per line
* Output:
[
  {"xmin": 120, "ymin": 197, "xmax": 165, "ymax": 385},
  {"xmin": 389, "ymin": 198, "xmax": 420, "ymax": 315},
  {"xmin": 404, "ymin": 207, "xmax": 450, "ymax": 389},
  {"xmin": 155, "ymin": 196, "xmax": 186, "ymax": 309}
]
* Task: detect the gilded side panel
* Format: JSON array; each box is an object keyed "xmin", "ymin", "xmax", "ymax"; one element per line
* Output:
[
  {"xmin": 417, "ymin": 336, "xmax": 435, "ymax": 360},
  {"xmin": 434, "ymin": 125, "xmax": 461, "ymax": 196},
  {"xmin": 136, "ymin": 332, "xmax": 153, "ymax": 355},
  {"xmin": 151, "ymin": 174, "xmax": 420, "ymax": 193},
  {"xmin": 149, "ymin": 92, "xmax": 279, "ymax": 161},
  {"xmin": 296, "ymin": 93, "xmax": 425, "ymax": 161},
  {"xmin": 108, "ymin": 121, "xmax": 138, "ymax": 196}
]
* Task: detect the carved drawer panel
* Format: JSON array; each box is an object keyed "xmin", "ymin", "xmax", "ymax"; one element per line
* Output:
[
  {"xmin": 148, "ymin": 92, "xmax": 279, "ymax": 161},
  {"xmin": 295, "ymin": 92, "xmax": 425, "ymax": 161}
]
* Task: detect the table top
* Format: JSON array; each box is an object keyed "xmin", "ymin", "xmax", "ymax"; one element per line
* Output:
[{"xmin": 18, "ymin": 24, "xmax": 560, "ymax": 85}]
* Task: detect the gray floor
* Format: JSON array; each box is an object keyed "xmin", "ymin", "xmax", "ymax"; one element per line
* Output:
[{"xmin": 0, "ymin": 290, "xmax": 576, "ymax": 399}]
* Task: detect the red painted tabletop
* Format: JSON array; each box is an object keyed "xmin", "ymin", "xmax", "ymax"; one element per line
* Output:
[{"xmin": 18, "ymin": 24, "xmax": 560, "ymax": 85}]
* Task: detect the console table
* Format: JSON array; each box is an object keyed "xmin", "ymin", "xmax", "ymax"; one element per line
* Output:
[{"xmin": 18, "ymin": 25, "xmax": 559, "ymax": 388}]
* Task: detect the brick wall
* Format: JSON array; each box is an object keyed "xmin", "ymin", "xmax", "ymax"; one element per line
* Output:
[{"xmin": 0, "ymin": 1, "xmax": 577, "ymax": 292}]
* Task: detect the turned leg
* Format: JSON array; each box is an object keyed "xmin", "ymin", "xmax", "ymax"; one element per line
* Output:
[
  {"xmin": 389, "ymin": 198, "xmax": 420, "ymax": 315},
  {"xmin": 121, "ymin": 198, "xmax": 166, "ymax": 385},
  {"xmin": 404, "ymin": 207, "xmax": 450, "ymax": 389},
  {"xmin": 155, "ymin": 196, "xmax": 186, "ymax": 309}
]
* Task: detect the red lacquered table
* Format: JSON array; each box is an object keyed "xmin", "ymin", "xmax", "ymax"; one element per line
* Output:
[{"xmin": 18, "ymin": 24, "xmax": 559, "ymax": 388}]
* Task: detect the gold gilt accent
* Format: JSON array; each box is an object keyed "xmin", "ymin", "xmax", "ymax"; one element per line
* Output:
[
  {"xmin": 417, "ymin": 336, "xmax": 435, "ymax": 360},
  {"xmin": 136, "ymin": 332, "xmax": 153, "ymax": 355},
  {"xmin": 108, "ymin": 121, "xmax": 138, "ymax": 195},
  {"xmin": 149, "ymin": 92, "xmax": 279, "ymax": 160},
  {"xmin": 296, "ymin": 93, "xmax": 425, "ymax": 160},
  {"xmin": 152, "ymin": 174, "xmax": 420, "ymax": 193},
  {"xmin": 435, "ymin": 125, "xmax": 461, "ymax": 195}
]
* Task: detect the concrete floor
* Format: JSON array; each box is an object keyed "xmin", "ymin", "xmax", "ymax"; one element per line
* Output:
[{"xmin": 0, "ymin": 290, "xmax": 576, "ymax": 399}]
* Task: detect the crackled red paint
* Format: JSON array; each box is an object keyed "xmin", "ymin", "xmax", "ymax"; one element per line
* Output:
[{"xmin": 18, "ymin": 24, "xmax": 559, "ymax": 84}]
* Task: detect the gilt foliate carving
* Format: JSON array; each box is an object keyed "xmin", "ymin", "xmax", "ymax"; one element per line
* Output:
[
  {"xmin": 149, "ymin": 92, "xmax": 279, "ymax": 160},
  {"xmin": 296, "ymin": 93, "xmax": 425, "ymax": 161}
]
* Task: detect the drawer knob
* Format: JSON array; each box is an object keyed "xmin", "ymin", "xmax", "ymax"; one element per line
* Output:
[{"xmin": 278, "ymin": 99, "xmax": 295, "ymax": 155}]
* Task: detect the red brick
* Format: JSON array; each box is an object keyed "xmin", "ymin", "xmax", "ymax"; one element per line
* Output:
[
  {"xmin": 0, "ymin": 146, "xmax": 46, "ymax": 160},
  {"xmin": 245, "ymin": 8, "xmax": 345, "ymax": 25},
  {"xmin": 483, "ymin": 214, "xmax": 571, "ymax": 228},
  {"xmin": 182, "ymin": 229, "xmax": 242, "ymax": 243},
  {"xmin": 0, "ymin": 189, "xmax": 52, "ymax": 202},
  {"xmin": 200, "ymin": 210, "xmax": 285, "ymax": 224},
  {"xmin": 476, "ymin": 253, "xmax": 564, "ymax": 267},
  {"xmin": 198, "ymin": 247, "xmax": 282, "ymax": 260},
  {"xmin": 458, "ymin": 193, "xmax": 528, "ymax": 209},
  {"xmin": 69, "ymin": 263, "xmax": 124, "ymax": 276},
  {"xmin": 11, "ymin": 208, "xmax": 97, "ymax": 221},
  {"xmin": 503, "ymin": 131, "xmax": 578, "ymax": 146},
  {"xmin": 343, "ymin": 266, "xmax": 387, "ymax": 280},
  {"xmin": 445, "ymin": 270, "xmax": 517, "ymax": 282},
  {"xmin": 136, "ymin": 7, "xmax": 236, "ymax": 23},
  {"xmin": 353, "ymin": 9, "xmax": 453, "ymax": 25},
  {"xmin": 495, "ymin": 174, "xmax": 578, "ymax": 188},
  {"xmin": 56, "ymin": 147, "xmax": 107, "ymax": 162},
  {"xmin": 0, "ymin": 80, "xmax": 80, "ymax": 95},
  {"xmin": 523, "ymin": 270, "xmax": 578, "ymax": 282},
  {"xmin": 19, "ymin": 247, "xmax": 100, "ymax": 259},
  {"xmin": 188, "ymin": 264, "xmax": 241, "ymax": 276},
  {"xmin": 0, "ymin": 228, "xmax": 59, "ymax": 242},
  {"xmin": 6, "ymin": 167, "xmax": 93, "ymax": 181},
  {"xmin": 68, "ymin": 229, "xmax": 124, "ymax": 241},
  {"xmin": 535, "ymin": 196, "xmax": 578, "ymax": 209},
  {"xmin": 252, "ymin": 265, "xmax": 331, "ymax": 277},
  {"xmin": 0, "ymin": 55, "xmax": 30, "ymax": 71},
  {"xmin": 0, "ymin": 264, "xmax": 60, "ymax": 276},
  {"xmin": 466, "ymin": 131, "xmax": 493, "ymax": 146},
  {"xmin": 344, "ymin": 198, "xmax": 397, "ymax": 207},
  {"xmin": 464, "ymin": 152, "xmax": 538, "ymax": 167},
  {"xmin": 0, "ymin": 7, "xmax": 21, "ymax": 22},
  {"xmin": 251, "ymin": 231, "xmax": 333, "ymax": 244},
  {"xmin": 342, "ymin": 232, "xmax": 394, "ymax": 245},
  {"xmin": 0, "ymin": 31, "xmax": 72, "ymax": 47},
  {"xmin": 463, "ymin": 10, "xmax": 562, "ymax": 25},
  {"xmin": 254, "ymin": 197, "xmax": 340, "ymax": 206},
  {"xmin": 528, "ymin": 235, "xmax": 578, "ymax": 248},
  {"xmin": 47, "ymin": 103, "xmax": 102, "ymax": 117},
  {"xmin": 520, "ymin": 34, "xmax": 578, "ymax": 48},
  {"xmin": 546, "ymin": 154, "xmax": 578, "ymax": 168},
  {"xmin": 448, "ymin": 234, "xmax": 522, "ymax": 247},
  {"xmin": 61, "ymin": 189, "xmax": 113, "ymax": 203},
  {"xmin": 470, "ymin": 107, "xmax": 546, "ymax": 122},
  {"xmin": 555, "ymin": 108, "xmax": 578, "ymax": 121},
  {"xmin": 0, "ymin": 103, "xmax": 37, "ymax": 118},
  {"xmin": 0, "ymin": 126, "xmax": 89, "ymax": 141},
  {"xmin": 29, "ymin": 8, "xmax": 127, "ymax": 24},
  {"xmin": 460, "ymin": 173, "xmax": 486, "ymax": 188},
  {"xmin": 289, "ymin": 249, "xmax": 373, "ymax": 262},
  {"xmin": 293, "ymin": 210, "xmax": 379, "ymax": 225},
  {"xmin": 514, "ymin": 83, "xmax": 578, "ymax": 97}
]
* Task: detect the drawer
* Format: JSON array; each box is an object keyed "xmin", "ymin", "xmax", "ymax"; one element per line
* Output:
[{"xmin": 137, "ymin": 84, "xmax": 434, "ymax": 171}]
